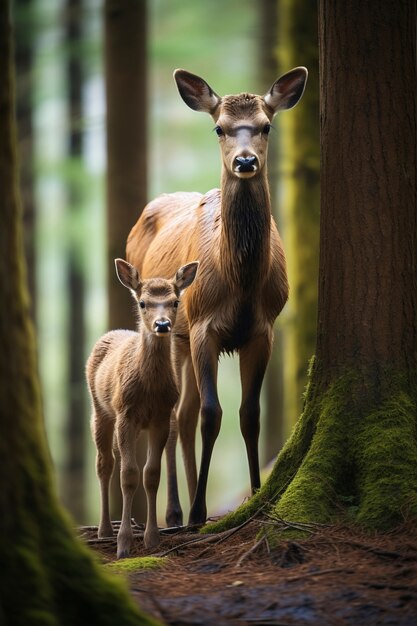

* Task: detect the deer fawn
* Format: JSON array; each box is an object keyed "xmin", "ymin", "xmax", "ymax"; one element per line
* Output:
[
  {"xmin": 87, "ymin": 258, "xmax": 198, "ymax": 557},
  {"xmin": 126, "ymin": 67, "xmax": 308, "ymax": 526}
]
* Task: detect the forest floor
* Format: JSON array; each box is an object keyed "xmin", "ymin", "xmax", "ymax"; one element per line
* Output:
[{"xmin": 81, "ymin": 517, "xmax": 417, "ymax": 626}]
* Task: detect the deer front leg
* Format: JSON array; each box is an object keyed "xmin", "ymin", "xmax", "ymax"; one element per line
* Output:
[
  {"xmin": 116, "ymin": 418, "xmax": 139, "ymax": 559},
  {"xmin": 188, "ymin": 326, "xmax": 222, "ymax": 526},
  {"xmin": 239, "ymin": 332, "xmax": 273, "ymax": 492},
  {"xmin": 144, "ymin": 416, "xmax": 170, "ymax": 548}
]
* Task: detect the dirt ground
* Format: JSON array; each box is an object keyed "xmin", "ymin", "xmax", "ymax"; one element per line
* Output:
[{"xmin": 80, "ymin": 517, "xmax": 417, "ymax": 626}]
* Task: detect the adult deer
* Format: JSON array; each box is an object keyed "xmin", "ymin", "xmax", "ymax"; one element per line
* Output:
[{"xmin": 127, "ymin": 67, "xmax": 308, "ymax": 526}]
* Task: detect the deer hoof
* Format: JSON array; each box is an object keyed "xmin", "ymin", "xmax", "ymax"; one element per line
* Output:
[
  {"xmin": 116, "ymin": 547, "xmax": 130, "ymax": 560},
  {"xmin": 166, "ymin": 508, "xmax": 183, "ymax": 528},
  {"xmin": 144, "ymin": 528, "xmax": 160, "ymax": 549},
  {"xmin": 98, "ymin": 523, "xmax": 114, "ymax": 538},
  {"xmin": 117, "ymin": 529, "xmax": 133, "ymax": 559},
  {"xmin": 188, "ymin": 504, "xmax": 207, "ymax": 527}
]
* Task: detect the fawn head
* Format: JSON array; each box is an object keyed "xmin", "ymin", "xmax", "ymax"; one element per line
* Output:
[
  {"xmin": 115, "ymin": 259, "xmax": 199, "ymax": 336},
  {"xmin": 174, "ymin": 67, "xmax": 307, "ymax": 180}
]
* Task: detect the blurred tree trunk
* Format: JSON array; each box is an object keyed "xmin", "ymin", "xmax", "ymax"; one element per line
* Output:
[
  {"xmin": 105, "ymin": 0, "xmax": 148, "ymax": 523},
  {"xmin": 0, "ymin": 3, "xmax": 159, "ymax": 623},
  {"xmin": 278, "ymin": 0, "xmax": 320, "ymax": 432},
  {"xmin": 210, "ymin": 0, "xmax": 417, "ymax": 537},
  {"xmin": 14, "ymin": 0, "xmax": 36, "ymax": 321},
  {"xmin": 61, "ymin": 0, "xmax": 87, "ymax": 523},
  {"xmin": 259, "ymin": 0, "xmax": 286, "ymax": 463}
]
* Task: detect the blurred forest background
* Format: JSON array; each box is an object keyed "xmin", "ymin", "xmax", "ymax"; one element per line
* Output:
[{"xmin": 12, "ymin": 0, "xmax": 319, "ymax": 525}]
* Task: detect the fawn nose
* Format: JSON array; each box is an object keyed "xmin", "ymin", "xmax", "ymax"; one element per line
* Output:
[
  {"xmin": 234, "ymin": 155, "xmax": 257, "ymax": 173},
  {"xmin": 154, "ymin": 319, "xmax": 171, "ymax": 334}
]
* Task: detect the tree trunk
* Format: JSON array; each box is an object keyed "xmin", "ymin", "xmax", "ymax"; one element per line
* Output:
[
  {"xmin": 14, "ymin": 0, "xmax": 36, "ymax": 321},
  {"xmin": 0, "ymin": 3, "xmax": 159, "ymax": 624},
  {"xmin": 259, "ymin": 0, "xmax": 286, "ymax": 462},
  {"xmin": 104, "ymin": 0, "xmax": 148, "ymax": 523},
  {"xmin": 278, "ymin": 0, "xmax": 320, "ymax": 429},
  {"xmin": 207, "ymin": 0, "xmax": 417, "ymax": 537},
  {"xmin": 61, "ymin": 0, "xmax": 87, "ymax": 523}
]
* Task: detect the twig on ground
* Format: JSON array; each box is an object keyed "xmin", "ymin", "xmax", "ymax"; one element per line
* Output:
[
  {"xmin": 157, "ymin": 529, "xmax": 229, "ymax": 558},
  {"xmin": 235, "ymin": 537, "xmax": 266, "ymax": 568},
  {"xmin": 286, "ymin": 567, "xmax": 354, "ymax": 583}
]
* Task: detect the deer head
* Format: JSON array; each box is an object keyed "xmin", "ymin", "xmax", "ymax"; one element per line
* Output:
[
  {"xmin": 115, "ymin": 259, "xmax": 199, "ymax": 336},
  {"xmin": 174, "ymin": 67, "xmax": 308, "ymax": 180}
]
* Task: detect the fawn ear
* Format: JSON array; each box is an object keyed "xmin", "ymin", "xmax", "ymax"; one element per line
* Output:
[
  {"xmin": 174, "ymin": 70, "xmax": 220, "ymax": 114},
  {"xmin": 115, "ymin": 259, "xmax": 141, "ymax": 291},
  {"xmin": 175, "ymin": 261, "xmax": 199, "ymax": 293},
  {"xmin": 263, "ymin": 66, "xmax": 308, "ymax": 114}
]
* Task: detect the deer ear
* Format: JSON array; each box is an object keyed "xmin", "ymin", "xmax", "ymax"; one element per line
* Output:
[
  {"xmin": 115, "ymin": 259, "xmax": 141, "ymax": 291},
  {"xmin": 263, "ymin": 66, "xmax": 308, "ymax": 114},
  {"xmin": 175, "ymin": 261, "xmax": 199, "ymax": 292},
  {"xmin": 174, "ymin": 70, "xmax": 220, "ymax": 114}
]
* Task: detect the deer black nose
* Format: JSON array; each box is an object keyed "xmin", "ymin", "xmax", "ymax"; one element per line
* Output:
[
  {"xmin": 155, "ymin": 320, "xmax": 171, "ymax": 334},
  {"xmin": 234, "ymin": 155, "xmax": 257, "ymax": 172}
]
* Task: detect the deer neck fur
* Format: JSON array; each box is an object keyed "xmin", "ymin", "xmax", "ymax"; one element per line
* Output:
[
  {"xmin": 132, "ymin": 328, "xmax": 175, "ymax": 389},
  {"xmin": 219, "ymin": 168, "xmax": 271, "ymax": 288}
]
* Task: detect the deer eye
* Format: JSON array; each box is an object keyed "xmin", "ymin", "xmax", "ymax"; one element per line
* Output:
[
  {"xmin": 214, "ymin": 125, "xmax": 224, "ymax": 137},
  {"xmin": 174, "ymin": 300, "xmax": 180, "ymax": 308},
  {"xmin": 263, "ymin": 123, "xmax": 271, "ymax": 135},
  {"xmin": 139, "ymin": 300, "xmax": 145, "ymax": 309}
]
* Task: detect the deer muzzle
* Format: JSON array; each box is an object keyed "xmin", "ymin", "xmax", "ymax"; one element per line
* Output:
[
  {"xmin": 154, "ymin": 319, "xmax": 172, "ymax": 334},
  {"xmin": 233, "ymin": 155, "xmax": 258, "ymax": 175}
]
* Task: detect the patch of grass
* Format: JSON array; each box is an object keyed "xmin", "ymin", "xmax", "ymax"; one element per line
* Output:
[{"xmin": 105, "ymin": 557, "xmax": 167, "ymax": 575}]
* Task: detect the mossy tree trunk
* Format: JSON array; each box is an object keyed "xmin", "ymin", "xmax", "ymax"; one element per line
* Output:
[
  {"xmin": 0, "ymin": 3, "xmax": 159, "ymax": 624},
  {"xmin": 208, "ymin": 0, "xmax": 417, "ymax": 537},
  {"xmin": 259, "ymin": 0, "xmax": 286, "ymax": 462},
  {"xmin": 278, "ymin": 0, "xmax": 320, "ymax": 431},
  {"xmin": 104, "ymin": 0, "xmax": 148, "ymax": 523}
]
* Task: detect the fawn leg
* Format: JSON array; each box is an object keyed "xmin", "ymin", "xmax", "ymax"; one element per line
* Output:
[
  {"xmin": 144, "ymin": 417, "xmax": 170, "ymax": 548},
  {"xmin": 91, "ymin": 411, "xmax": 115, "ymax": 538},
  {"xmin": 116, "ymin": 418, "xmax": 139, "ymax": 559}
]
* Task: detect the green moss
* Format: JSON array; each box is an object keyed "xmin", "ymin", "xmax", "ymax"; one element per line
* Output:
[
  {"xmin": 275, "ymin": 371, "xmax": 354, "ymax": 523},
  {"xmin": 355, "ymin": 389, "xmax": 417, "ymax": 529},
  {"xmin": 106, "ymin": 557, "xmax": 167, "ymax": 574}
]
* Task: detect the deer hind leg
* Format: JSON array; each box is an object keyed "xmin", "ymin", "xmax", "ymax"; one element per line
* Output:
[
  {"xmin": 178, "ymin": 354, "xmax": 200, "ymax": 506},
  {"xmin": 239, "ymin": 333, "xmax": 273, "ymax": 492},
  {"xmin": 165, "ymin": 409, "xmax": 183, "ymax": 527},
  {"xmin": 91, "ymin": 409, "xmax": 115, "ymax": 538},
  {"xmin": 144, "ymin": 416, "xmax": 170, "ymax": 548},
  {"xmin": 188, "ymin": 327, "xmax": 222, "ymax": 526},
  {"xmin": 116, "ymin": 417, "xmax": 139, "ymax": 559}
]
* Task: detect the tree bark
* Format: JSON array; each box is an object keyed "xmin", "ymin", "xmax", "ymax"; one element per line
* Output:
[
  {"xmin": 207, "ymin": 0, "xmax": 417, "ymax": 537},
  {"xmin": 278, "ymin": 0, "xmax": 320, "ymax": 428},
  {"xmin": 317, "ymin": 0, "xmax": 417, "ymax": 378},
  {"xmin": 61, "ymin": 0, "xmax": 87, "ymax": 523},
  {"xmin": 104, "ymin": 0, "xmax": 148, "ymax": 522},
  {"xmin": 0, "ymin": 2, "xmax": 159, "ymax": 623},
  {"xmin": 14, "ymin": 0, "xmax": 36, "ymax": 321},
  {"xmin": 259, "ymin": 0, "xmax": 286, "ymax": 462}
]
